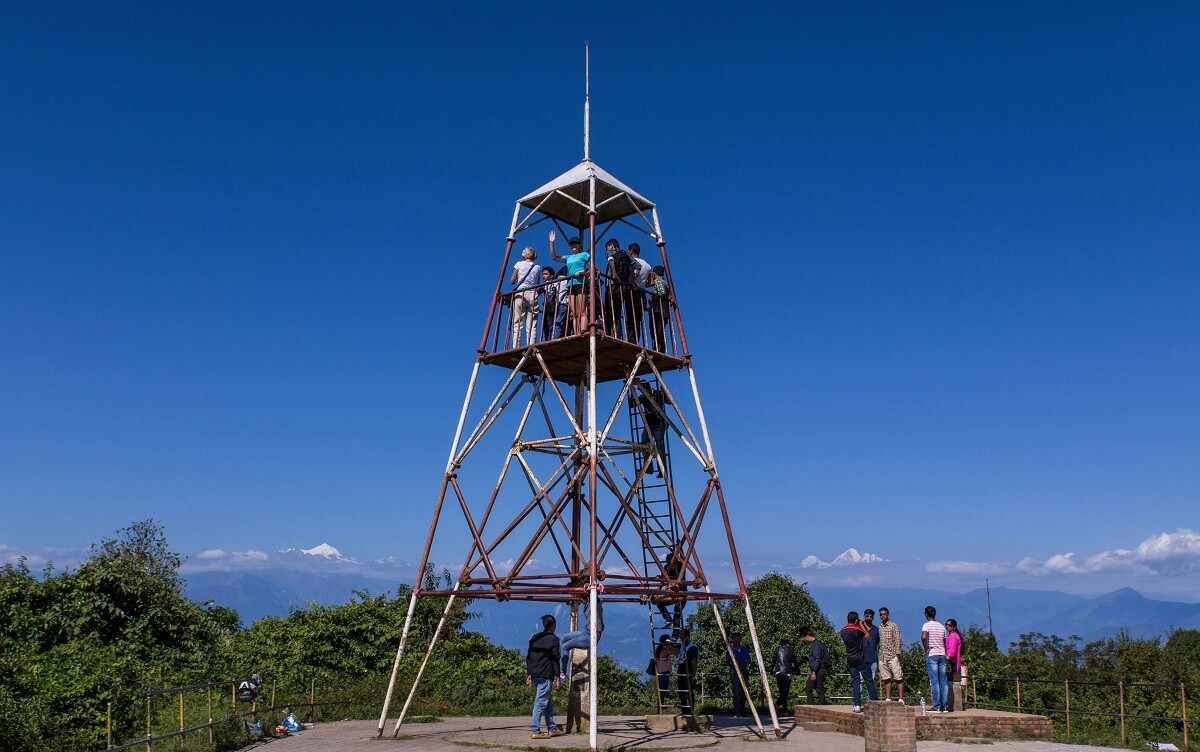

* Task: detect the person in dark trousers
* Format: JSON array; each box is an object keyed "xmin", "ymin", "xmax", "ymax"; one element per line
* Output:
[
  {"xmin": 840, "ymin": 611, "xmax": 878, "ymax": 712},
  {"xmin": 676, "ymin": 628, "xmax": 700, "ymax": 715},
  {"xmin": 525, "ymin": 614, "xmax": 563, "ymax": 739},
  {"xmin": 725, "ymin": 633, "xmax": 751, "ymax": 716},
  {"xmin": 773, "ymin": 638, "xmax": 802, "ymax": 711},
  {"xmin": 802, "ymin": 628, "xmax": 830, "ymax": 705}
]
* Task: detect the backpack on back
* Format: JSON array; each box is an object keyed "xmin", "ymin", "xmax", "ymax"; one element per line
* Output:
[
  {"xmin": 612, "ymin": 250, "xmax": 634, "ymax": 284},
  {"xmin": 820, "ymin": 643, "xmax": 834, "ymax": 672}
]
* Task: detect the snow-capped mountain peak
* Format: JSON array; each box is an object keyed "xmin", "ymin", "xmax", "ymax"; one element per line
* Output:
[
  {"xmin": 801, "ymin": 548, "xmax": 886, "ymax": 569},
  {"xmin": 279, "ymin": 543, "xmax": 361, "ymax": 564}
]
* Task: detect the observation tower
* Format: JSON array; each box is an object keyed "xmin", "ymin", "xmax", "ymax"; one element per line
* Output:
[{"xmin": 377, "ymin": 50, "xmax": 782, "ymax": 748}]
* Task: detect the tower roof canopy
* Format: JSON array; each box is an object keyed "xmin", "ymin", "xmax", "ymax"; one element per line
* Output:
[{"xmin": 518, "ymin": 160, "xmax": 655, "ymax": 228}]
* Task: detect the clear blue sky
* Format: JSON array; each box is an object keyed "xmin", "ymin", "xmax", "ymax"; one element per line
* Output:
[{"xmin": 3, "ymin": 2, "xmax": 1198, "ymax": 598}]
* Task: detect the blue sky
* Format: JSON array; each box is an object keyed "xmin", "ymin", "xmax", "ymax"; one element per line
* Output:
[{"xmin": 3, "ymin": 2, "xmax": 1198, "ymax": 600}]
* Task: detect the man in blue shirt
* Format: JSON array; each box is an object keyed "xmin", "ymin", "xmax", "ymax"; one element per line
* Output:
[
  {"xmin": 725, "ymin": 633, "xmax": 752, "ymax": 716},
  {"xmin": 863, "ymin": 608, "xmax": 880, "ymax": 681}
]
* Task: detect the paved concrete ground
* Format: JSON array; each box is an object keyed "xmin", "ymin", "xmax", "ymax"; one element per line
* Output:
[{"xmin": 256, "ymin": 715, "xmax": 1122, "ymax": 752}]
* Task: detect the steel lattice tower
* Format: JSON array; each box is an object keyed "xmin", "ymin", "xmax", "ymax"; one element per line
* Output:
[{"xmin": 377, "ymin": 57, "xmax": 782, "ymax": 749}]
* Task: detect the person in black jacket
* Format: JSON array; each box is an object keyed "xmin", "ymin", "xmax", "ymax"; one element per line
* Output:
[
  {"xmin": 525, "ymin": 614, "xmax": 563, "ymax": 739},
  {"xmin": 802, "ymin": 628, "xmax": 830, "ymax": 704},
  {"xmin": 773, "ymin": 638, "xmax": 802, "ymax": 710},
  {"xmin": 840, "ymin": 611, "xmax": 878, "ymax": 712}
]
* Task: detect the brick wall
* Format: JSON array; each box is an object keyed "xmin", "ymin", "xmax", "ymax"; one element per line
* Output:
[
  {"xmin": 864, "ymin": 701, "xmax": 916, "ymax": 752},
  {"xmin": 792, "ymin": 704, "xmax": 1054, "ymax": 742}
]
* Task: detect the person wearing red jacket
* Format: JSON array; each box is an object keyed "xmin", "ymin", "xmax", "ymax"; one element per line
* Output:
[{"xmin": 840, "ymin": 611, "xmax": 878, "ymax": 712}]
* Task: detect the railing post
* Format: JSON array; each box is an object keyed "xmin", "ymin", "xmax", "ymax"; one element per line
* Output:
[
  {"xmin": 1182, "ymin": 683, "xmax": 1188, "ymax": 752},
  {"xmin": 208, "ymin": 685, "xmax": 214, "ymax": 745},
  {"xmin": 146, "ymin": 693, "xmax": 152, "ymax": 752},
  {"xmin": 178, "ymin": 691, "xmax": 184, "ymax": 750},
  {"xmin": 1016, "ymin": 677, "xmax": 1022, "ymax": 712},
  {"xmin": 271, "ymin": 679, "xmax": 277, "ymax": 711},
  {"xmin": 311, "ymin": 677, "xmax": 316, "ymax": 711},
  {"xmin": 106, "ymin": 700, "xmax": 112, "ymax": 749},
  {"xmin": 1065, "ymin": 679, "xmax": 1071, "ymax": 739},
  {"xmin": 1119, "ymin": 680, "xmax": 1125, "ymax": 746},
  {"xmin": 971, "ymin": 675, "xmax": 977, "ymax": 706}
]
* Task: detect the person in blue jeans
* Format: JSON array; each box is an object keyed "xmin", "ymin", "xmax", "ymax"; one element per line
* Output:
[
  {"xmin": 863, "ymin": 608, "xmax": 880, "ymax": 681},
  {"xmin": 525, "ymin": 614, "xmax": 564, "ymax": 739},
  {"xmin": 558, "ymin": 600, "xmax": 604, "ymax": 678},
  {"xmin": 921, "ymin": 605, "xmax": 949, "ymax": 712},
  {"xmin": 840, "ymin": 611, "xmax": 878, "ymax": 712}
]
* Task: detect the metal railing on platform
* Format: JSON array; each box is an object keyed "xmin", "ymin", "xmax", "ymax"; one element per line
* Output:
[{"xmin": 489, "ymin": 271, "xmax": 680, "ymax": 358}]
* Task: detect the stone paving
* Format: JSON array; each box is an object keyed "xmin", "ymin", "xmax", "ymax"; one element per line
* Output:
[{"xmin": 254, "ymin": 714, "xmax": 1122, "ymax": 752}]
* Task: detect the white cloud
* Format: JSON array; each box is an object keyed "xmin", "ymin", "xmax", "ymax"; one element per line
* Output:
[
  {"xmin": 196, "ymin": 549, "xmax": 227, "ymax": 559},
  {"xmin": 1017, "ymin": 530, "xmax": 1200, "ymax": 577},
  {"xmin": 927, "ymin": 560, "xmax": 994, "ymax": 575}
]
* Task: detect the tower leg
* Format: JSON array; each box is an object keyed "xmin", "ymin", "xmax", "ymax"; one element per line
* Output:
[
  {"xmin": 588, "ymin": 585, "xmax": 599, "ymax": 750},
  {"xmin": 389, "ymin": 588, "xmax": 460, "ymax": 737},
  {"xmin": 376, "ymin": 588, "xmax": 421, "ymax": 737},
  {"xmin": 743, "ymin": 598, "xmax": 783, "ymax": 737},
  {"xmin": 708, "ymin": 596, "xmax": 768, "ymax": 739}
]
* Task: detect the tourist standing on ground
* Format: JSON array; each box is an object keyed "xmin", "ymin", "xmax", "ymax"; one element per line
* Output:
[
  {"xmin": 509, "ymin": 247, "xmax": 542, "ymax": 348},
  {"xmin": 922, "ymin": 605, "xmax": 949, "ymax": 712},
  {"xmin": 802, "ymin": 628, "xmax": 830, "ymax": 705},
  {"xmin": 525, "ymin": 614, "xmax": 563, "ymax": 739},
  {"xmin": 877, "ymin": 607, "xmax": 905, "ymax": 703},
  {"xmin": 773, "ymin": 638, "xmax": 802, "ymax": 711},
  {"xmin": 863, "ymin": 608, "xmax": 880, "ymax": 681},
  {"xmin": 653, "ymin": 635, "xmax": 678, "ymax": 709},
  {"xmin": 725, "ymin": 633, "xmax": 752, "ymax": 716},
  {"xmin": 944, "ymin": 618, "xmax": 962, "ymax": 712},
  {"xmin": 676, "ymin": 628, "xmax": 700, "ymax": 715},
  {"xmin": 547, "ymin": 231, "xmax": 589, "ymax": 337},
  {"xmin": 557, "ymin": 599, "xmax": 604, "ymax": 679},
  {"xmin": 840, "ymin": 611, "xmax": 878, "ymax": 712}
]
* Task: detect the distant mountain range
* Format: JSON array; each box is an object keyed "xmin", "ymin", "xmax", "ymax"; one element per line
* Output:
[{"xmin": 182, "ymin": 544, "xmax": 1200, "ymax": 671}]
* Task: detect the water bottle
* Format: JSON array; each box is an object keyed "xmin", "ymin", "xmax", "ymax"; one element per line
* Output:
[{"xmin": 919, "ymin": 696, "xmax": 926, "ymax": 715}]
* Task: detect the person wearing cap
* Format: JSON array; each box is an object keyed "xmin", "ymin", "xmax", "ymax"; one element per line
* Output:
[
  {"xmin": 548, "ymin": 230, "xmax": 590, "ymax": 337},
  {"xmin": 802, "ymin": 628, "xmax": 830, "ymax": 704},
  {"xmin": 509, "ymin": 246, "xmax": 542, "ymax": 348},
  {"xmin": 525, "ymin": 614, "xmax": 564, "ymax": 739},
  {"xmin": 626, "ymin": 242, "xmax": 652, "ymax": 345}
]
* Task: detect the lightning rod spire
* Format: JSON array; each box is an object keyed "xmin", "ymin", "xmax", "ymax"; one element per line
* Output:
[{"xmin": 583, "ymin": 41, "xmax": 590, "ymax": 161}]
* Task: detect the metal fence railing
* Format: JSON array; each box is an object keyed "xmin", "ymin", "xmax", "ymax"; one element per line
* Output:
[
  {"xmin": 100, "ymin": 678, "xmax": 351, "ymax": 751},
  {"xmin": 967, "ymin": 676, "xmax": 1197, "ymax": 749}
]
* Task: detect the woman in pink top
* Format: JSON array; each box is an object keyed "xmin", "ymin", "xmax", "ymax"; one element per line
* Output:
[{"xmin": 944, "ymin": 619, "xmax": 962, "ymax": 711}]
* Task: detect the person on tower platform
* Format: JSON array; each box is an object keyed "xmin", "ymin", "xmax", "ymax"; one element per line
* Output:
[
  {"xmin": 648, "ymin": 265, "xmax": 671, "ymax": 352},
  {"xmin": 602, "ymin": 238, "xmax": 630, "ymax": 339},
  {"xmin": 509, "ymin": 247, "xmax": 542, "ymax": 348},
  {"xmin": 626, "ymin": 242, "xmax": 652, "ymax": 346},
  {"xmin": 547, "ymin": 231, "xmax": 589, "ymax": 337}
]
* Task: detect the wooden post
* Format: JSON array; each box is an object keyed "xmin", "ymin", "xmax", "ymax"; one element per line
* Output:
[
  {"xmin": 310, "ymin": 677, "xmax": 316, "ymax": 712},
  {"xmin": 145, "ymin": 694, "xmax": 152, "ymax": 752},
  {"xmin": 1119, "ymin": 681, "xmax": 1125, "ymax": 745},
  {"xmin": 1181, "ymin": 683, "xmax": 1188, "ymax": 752},
  {"xmin": 178, "ymin": 691, "xmax": 184, "ymax": 750},
  {"xmin": 1016, "ymin": 677, "xmax": 1022, "ymax": 712},
  {"xmin": 1065, "ymin": 679, "xmax": 1071, "ymax": 739},
  {"xmin": 106, "ymin": 701, "xmax": 112, "ymax": 749},
  {"xmin": 208, "ymin": 685, "xmax": 214, "ymax": 745},
  {"xmin": 271, "ymin": 679, "xmax": 277, "ymax": 710},
  {"xmin": 971, "ymin": 675, "xmax": 977, "ymax": 706}
]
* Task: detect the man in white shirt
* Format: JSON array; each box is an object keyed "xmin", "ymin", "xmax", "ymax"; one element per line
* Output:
[{"xmin": 921, "ymin": 605, "xmax": 948, "ymax": 712}]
